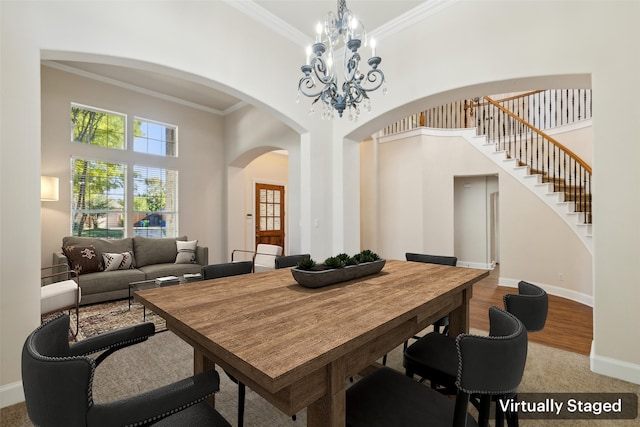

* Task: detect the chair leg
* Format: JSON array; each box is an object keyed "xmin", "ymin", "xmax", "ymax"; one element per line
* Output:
[
  {"xmin": 506, "ymin": 394, "xmax": 519, "ymax": 427},
  {"xmin": 73, "ymin": 302, "xmax": 80, "ymax": 337},
  {"xmin": 477, "ymin": 394, "xmax": 491, "ymax": 427},
  {"xmin": 238, "ymin": 382, "xmax": 246, "ymax": 427},
  {"xmin": 382, "ymin": 354, "xmax": 387, "ymax": 366},
  {"xmin": 495, "ymin": 400, "xmax": 505, "ymax": 427}
]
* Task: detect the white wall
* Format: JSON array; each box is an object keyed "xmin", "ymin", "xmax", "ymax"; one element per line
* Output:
[
  {"xmin": 454, "ymin": 175, "xmax": 499, "ymax": 269},
  {"xmin": 366, "ymin": 129, "xmax": 592, "ymax": 304},
  {"xmin": 3, "ymin": 0, "xmax": 640, "ymax": 406},
  {"xmin": 40, "ymin": 65, "xmax": 225, "ymax": 266}
]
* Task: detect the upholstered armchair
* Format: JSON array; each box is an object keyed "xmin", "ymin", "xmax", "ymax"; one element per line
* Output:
[
  {"xmin": 22, "ymin": 314, "xmax": 230, "ymax": 427},
  {"xmin": 41, "ymin": 264, "xmax": 80, "ymax": 335}
]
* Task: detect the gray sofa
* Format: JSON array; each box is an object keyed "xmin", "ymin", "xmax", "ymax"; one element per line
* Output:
[{"xmin": 53, "ymin": 236, "xmax": 208, "ymax": 305}]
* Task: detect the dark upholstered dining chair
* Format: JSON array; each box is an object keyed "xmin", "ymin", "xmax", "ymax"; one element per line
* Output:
[
  {"xmin": 201, "ymin": 260, "xmax": 253, "ymax": 280},
  {"xmin": 503, "ymin": 280, "xmax": 548, "ymax": 332},
  {"xmin": 274, "ymin": 254, "xmax": 311, "ymax": 269},
  {"xmin": 347, "ymin": 307, "xmax": 528, "ymax": 427},
  {"xmin": 22, "ymin": 313, "xmax": 230, "ymax": 427},
  {"xmin": 405, "ymin": 252, "xmax": 458, "ymax": 335},
  {"xmin": 380, "ymin": 252, "xmax": 458, "ymax": 367},
  {"xmin": 404, "ymin": 280, "xmax": 548, "ymax": 427}
]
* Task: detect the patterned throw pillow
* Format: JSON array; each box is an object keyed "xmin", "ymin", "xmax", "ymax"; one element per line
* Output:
[
  {"xmin": 175, "ymin": 240, "xmax": 197, "ymax": 264},
  {"xmin": 102, "ymin": 251, "xmax": 134, "ymax": 271},
  {"xmin": 62, "ymin": 245, "xmax": 103, "ymax": 275}
]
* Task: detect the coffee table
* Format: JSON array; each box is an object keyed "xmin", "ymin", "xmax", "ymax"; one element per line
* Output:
[{"xmin": 128, "ymin": 274, "xmax": 201, "ymax": 320}]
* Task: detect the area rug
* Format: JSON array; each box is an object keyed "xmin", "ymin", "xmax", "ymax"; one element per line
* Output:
[
  {"xmin": 45, "ymin": 299, "xmax": 166, "ymax": 341},
  {"xmin": 4, "ymin": 329, "xmax": 639, "ymax": 427}
]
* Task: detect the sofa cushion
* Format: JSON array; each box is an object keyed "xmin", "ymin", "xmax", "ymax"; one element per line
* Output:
[
  {"xmin": 62, "ymin": 236, "xmax": 135, "ymax": 265},
  {"xmin": 102, "ymin": 251, "xmax": 134, "ymax": 271},
  {"xmin": 62, "ymin": 245, "xmax": 103, "ymax": 275},
  {"xmin": 175, "ymin": 240, "xmax": 198, "ymax": 264},
  {"xmin": 77, "ymin": 269, "xmax": 146, "ymax": 297},
  {"xmin": 133, "ymin": 236, "xmax": 187, "ymax": 267}
]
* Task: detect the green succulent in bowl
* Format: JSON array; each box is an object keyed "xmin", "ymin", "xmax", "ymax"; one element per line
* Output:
[
  {"xmin": 324, "ymin": 256, "xmax": 345, "ymax": 269},
  {"xmin": 296, "ymin": 258, "xmax": 316, "ymax": 270},
  {"xmin": 355, "ymin": 250, "xmax": 380, "ymax": 263}
]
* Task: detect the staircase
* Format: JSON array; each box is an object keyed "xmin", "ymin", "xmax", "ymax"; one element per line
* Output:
[
  {"xmin": 463, "ymin": 131, "xmax": 593, "ymax": 253},
  {"xmin": 381, "ymin": 89, "xmax": 593, "ymax": 253}
]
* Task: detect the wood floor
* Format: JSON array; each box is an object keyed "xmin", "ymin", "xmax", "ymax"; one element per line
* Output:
[{"xmin": 469, "ymin": 265, "xmax": 593, "ymax": 355}]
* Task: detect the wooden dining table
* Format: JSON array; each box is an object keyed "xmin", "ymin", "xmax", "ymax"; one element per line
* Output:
[{"xmin": 134, "ymin": 259, "xmax": 489, "ymax": 427}]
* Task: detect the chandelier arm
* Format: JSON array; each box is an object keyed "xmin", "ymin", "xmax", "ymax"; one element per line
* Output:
[
  {"xmin": 298, "ymin": 76, "xmax": 324, "ymax": 98},
  {"xmin": 358, "ymin": 68, "xmax": 385, "ymax": 93},
  {"xmin": 343, "ymin": 47, "xmax": 361, "ymax": 83},
  {"xmin": 311, "ymin": 56, "xmax": 335, "ymax": 86}
]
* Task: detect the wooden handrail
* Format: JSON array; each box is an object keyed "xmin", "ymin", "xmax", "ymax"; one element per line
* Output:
[
  {"xmin": 467, "ymin": 90, "xmax": 545, "ymax": 109},
  {"xmin": 483, "ymin": 96, "xmax": 592, "ymax": 174}
]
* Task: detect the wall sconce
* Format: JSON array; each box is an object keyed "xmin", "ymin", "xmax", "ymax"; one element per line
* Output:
[{"xmin": 40, "ymin": 176, "xmax": 59, "ymax": 202}]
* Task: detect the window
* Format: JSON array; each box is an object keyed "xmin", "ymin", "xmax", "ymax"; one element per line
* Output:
[
  {"xmin": 133, "ymin": 118, "xmax": 176, "ymax": 156},
  {"xmin": 69, "ymin": 104, "xmax": 180, "ymax": 238},
  {"xmin": 133, "ymin": 165, "xmax": 178, "ymax": 238},
  {"xmin": 71, "ymin": 158, "xmax": 126, "ymax": 238},
  {"xmin": 71, "ymin": 104, "xmax": 125, "ymax": 149}
]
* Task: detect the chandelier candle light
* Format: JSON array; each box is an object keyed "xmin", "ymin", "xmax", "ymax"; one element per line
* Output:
[{"xmin": 297, "ymin": 0, "xmax": 386, "ymax": 120}]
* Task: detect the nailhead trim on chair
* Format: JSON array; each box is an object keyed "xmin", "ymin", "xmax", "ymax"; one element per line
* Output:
[
  {"xmin": 126, "ymin": 391, "xmax": 217, "ymax": 427},
  {"xmin": 27, "ymin": 314, "xmax": 97, "ymax": 406},
  {"xmin": 453, "ymin": 310, "xmax": 526, "ymax": 395}
]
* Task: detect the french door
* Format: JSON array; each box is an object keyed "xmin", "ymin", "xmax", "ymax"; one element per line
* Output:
[{"xmin": 255, "ymin": 183, "xmax": 285, "ymax": 253}]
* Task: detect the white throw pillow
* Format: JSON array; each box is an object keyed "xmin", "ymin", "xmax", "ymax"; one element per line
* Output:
[
  {"xmin": 175, "ymin": 240, "xmax": 198, "ymax": 264},
  {"xmin": 103, "ymin": 251, "xmax": 134, "ymax": 271}
]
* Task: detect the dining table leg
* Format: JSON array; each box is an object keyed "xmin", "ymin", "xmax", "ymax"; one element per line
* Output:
[
  {"xmin": 194, "ymin": 348, "xmax": 217, "ymax": 407},
  {"xmin": 307, "ymin": 359, "xmax": 346, "ymax": 427},
  {"xmin": 447, "ymin": 286, "xmax": 473, "ymax": 336}
]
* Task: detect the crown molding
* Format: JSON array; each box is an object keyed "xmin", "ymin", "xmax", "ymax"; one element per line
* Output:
[
  {"xmin": 370, "ymin": 0, "xmax": 460, "ymax": 41},
  {"xmin": 223, "ymin": 0, "xmax": 313, "ymax": 48},
  {"xmin": 228, "ymin": 0, "xmax": 460, "ymax": 48},
  {"xmin": 42, "ymin": 60, "xmax": 246, "ymax": 116}
]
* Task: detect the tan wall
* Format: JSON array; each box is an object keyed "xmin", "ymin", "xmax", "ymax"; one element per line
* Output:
[
  {"xmin": 242, "ymin": 153, "xmax": 289, "ymax": 254},
  {"xmin": 40, "ymin": 65, "xmax": 225, "ymax": 267}
]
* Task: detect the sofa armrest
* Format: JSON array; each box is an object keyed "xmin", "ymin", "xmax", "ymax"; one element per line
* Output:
[
  {"xmin": 196, "ymin": 246, "xmax": 208, "ymax": 266},
  {"xmin": 52, "ymin": 252, "xmax": 71, "ymax": 281},
  {"xmin": 53, "ymin": 251, "xmax": 67, "ymax": 266}
]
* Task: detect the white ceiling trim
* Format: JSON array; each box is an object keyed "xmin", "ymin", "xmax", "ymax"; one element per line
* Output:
[
  {"xmin": 224, "ymin": 0, "xmax": 313, "ymax": 48},
  {"xmin": 228, "ymin": 0, "xmax": 459, "ymax": 48},
  {"xmin": 42, "ymin": 60, "xmax": 247, "ymax": 116},
  {"xmin": 370, "ymin": 0, "xmax": 460, "ymax": 41}
]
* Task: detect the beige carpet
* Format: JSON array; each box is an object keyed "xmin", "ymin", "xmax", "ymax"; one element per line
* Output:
[{"xmin": 4, "ymin": 326, "xmax": 639, "ymax": 426}]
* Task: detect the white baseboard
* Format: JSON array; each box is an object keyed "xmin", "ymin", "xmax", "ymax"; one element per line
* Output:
[
  {"xmin": 0, "ymin": 380, "xmax": 24, "ymax": 408},
  {"xmin": 590, "ymin": 342, "xmax": 640, "ymax": 385},
  {"xmin": 457, "ymin": 261, "xmax": 494, "ymax": 270},
  {"xmin": 499, "ymin": 276, "xmax": 593, "ymax": 307}
]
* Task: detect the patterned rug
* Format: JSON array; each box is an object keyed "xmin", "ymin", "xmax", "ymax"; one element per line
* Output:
[{"xmin": 46, "ymin": 299, "xmax": 167, "ymax": 341}]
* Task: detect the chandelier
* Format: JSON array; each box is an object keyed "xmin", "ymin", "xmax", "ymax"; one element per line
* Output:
[{"xmin": 297, "ymin": 0, "xmax": 386, "ymax": 120}]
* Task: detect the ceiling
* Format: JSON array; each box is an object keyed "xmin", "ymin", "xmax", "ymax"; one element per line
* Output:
[
  {"xmin": 44, "ymin": 1, "xmax": 428, "ymax": 115},
  {"xmin": 253, "ymin": 0, "xmax": 426, "ymax": 40}
]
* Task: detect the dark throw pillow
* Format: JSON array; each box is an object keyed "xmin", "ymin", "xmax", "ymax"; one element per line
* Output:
[{"xmin": 62, "ymin": 245, "xmax": 104, "ymax": 275}]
